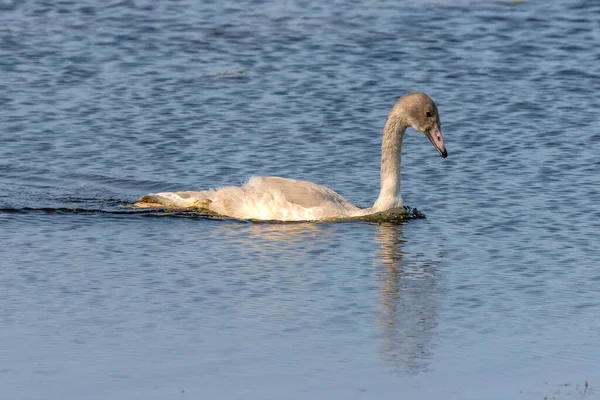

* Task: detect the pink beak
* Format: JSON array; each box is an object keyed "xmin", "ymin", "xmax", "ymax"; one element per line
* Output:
[{"xmin": 427, "ymin": 125, "xmax": 447, "ymax": 158}]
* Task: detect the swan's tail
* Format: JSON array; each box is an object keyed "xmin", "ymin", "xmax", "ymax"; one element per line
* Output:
[{"xmin": 133, "ymin": 190, "xmax": 216, "ymax": 209}]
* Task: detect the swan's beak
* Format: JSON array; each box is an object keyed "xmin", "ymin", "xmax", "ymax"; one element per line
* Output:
[{"xmin": 426, "ymin": 125, "xmax": 447, "ymax": 158}]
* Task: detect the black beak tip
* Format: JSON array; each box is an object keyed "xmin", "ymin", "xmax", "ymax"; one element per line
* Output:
[{"xmin": 440, "ymin": 148, "xmax": 448, "ymax": 158}]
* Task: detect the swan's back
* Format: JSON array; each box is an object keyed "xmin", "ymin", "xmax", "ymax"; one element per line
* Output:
[
  {"xmin": 246, "ymin": 176, "xmax": 354, "ymax": 209},
  {"xmin": 136, "ymin": 176, "xmax": 359, "ymax": 221}
]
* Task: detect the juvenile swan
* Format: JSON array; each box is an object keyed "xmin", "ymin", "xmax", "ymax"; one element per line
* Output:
[{"xmin": 134, "ymin": 92, "xmax": 447, "ymax": 221}]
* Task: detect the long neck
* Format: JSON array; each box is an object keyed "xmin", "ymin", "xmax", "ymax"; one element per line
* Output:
[{"xmin": 373, "ymin": 118, "xmax": 408, "ymax": 211}]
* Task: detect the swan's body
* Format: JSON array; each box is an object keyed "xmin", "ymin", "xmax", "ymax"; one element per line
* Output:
[{"xmin": 134, "ymin": 92, "xmax": 447, "ymax": 221}]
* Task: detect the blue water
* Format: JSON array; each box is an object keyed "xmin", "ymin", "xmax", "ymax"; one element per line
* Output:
[{"xmin": 1, "ymin": 0, "xmax": 600, "ymax": 399}]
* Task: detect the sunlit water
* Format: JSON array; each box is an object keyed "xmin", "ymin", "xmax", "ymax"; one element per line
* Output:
[{"xmin": 1, "ymin": 0, "xmax": 600, "ymax": 399}]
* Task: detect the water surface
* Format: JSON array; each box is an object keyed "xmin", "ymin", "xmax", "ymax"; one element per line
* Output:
[{"xmin": 1, "ymin": 0, "xmax": 600, "ymax": 399}]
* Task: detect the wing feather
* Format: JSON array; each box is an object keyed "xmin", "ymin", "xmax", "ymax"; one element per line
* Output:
[{"xmin": 244, "ymin": 176, "xmax": 357, "ymax": 210}]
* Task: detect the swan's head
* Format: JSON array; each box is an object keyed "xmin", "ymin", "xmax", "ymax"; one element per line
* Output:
[{"xmin": 398, "ymin": 92, "xmax": 447, "ymax": 158}]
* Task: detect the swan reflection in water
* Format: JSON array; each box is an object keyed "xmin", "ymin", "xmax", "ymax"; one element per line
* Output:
[
  {"xmin": 375, "ymin": 223, "xmax": 441, "ymax": 374},
  {"xmin": 212, "ymin": 221, "xmax": 442, "ymax": 375}
]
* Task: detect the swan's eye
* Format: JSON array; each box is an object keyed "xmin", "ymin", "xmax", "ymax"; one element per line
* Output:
[{"xmin": 426, "ymin": 111, "xmax": 432, "ymax": 117}]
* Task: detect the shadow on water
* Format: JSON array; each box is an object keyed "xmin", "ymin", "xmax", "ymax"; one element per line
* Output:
[{"xmin": 375, "ymin": 223, "xmax": 441, "ymax": 375}]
